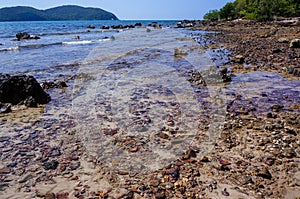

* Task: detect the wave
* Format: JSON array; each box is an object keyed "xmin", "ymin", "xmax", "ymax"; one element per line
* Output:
[
  {"xmin": 0, "ymin": 38, "xmax": 111, "ymax": 52},
  {"xmin": 62, "ymin": 38, "xmax": 111, "ymax": 45}
]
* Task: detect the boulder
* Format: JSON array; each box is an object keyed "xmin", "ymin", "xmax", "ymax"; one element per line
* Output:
[
  {"xmin": 134, "ymin": 22, "xmax": 142, "ymax": 27},
  {"xmin": 102, "ymin": 25, "xmax": 110, "ymax": 29},
  {"xmin": 16, "ymin": 32, "xmax": 40, "ymax": 40},
  {"xmin": 0, "ymin": 74, "xmax": 51, "ymax": 106},
  {"xmin": 87, "ymin": 25, "xmax": 95, "ymax": 29},
  {"xmin": 290, "ymin": 39, "xmax": 300, "ymax": 48}
]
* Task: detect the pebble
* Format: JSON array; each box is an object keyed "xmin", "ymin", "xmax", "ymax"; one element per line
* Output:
[
  {"xmin": 0, "ymin": 167, "xmax": 11, "ymax": 174},
  {"xmin": 222, "ymin": 188, "xmax": 230, "ymax": 196}
]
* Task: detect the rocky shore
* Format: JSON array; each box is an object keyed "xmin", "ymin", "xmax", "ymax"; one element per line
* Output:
[{"xmin": 0, "ymin": 22, "xmax": 299, "ymax": 199}]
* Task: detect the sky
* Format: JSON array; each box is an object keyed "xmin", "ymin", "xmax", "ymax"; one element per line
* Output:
[{"xmin": 0, "ymin": 0, "xmax": 233, "ymax": 20}]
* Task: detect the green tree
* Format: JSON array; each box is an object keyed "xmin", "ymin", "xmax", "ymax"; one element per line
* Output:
[{"xmin": 203, "ymin": 9, "xmax": 220, "ymax": 21}]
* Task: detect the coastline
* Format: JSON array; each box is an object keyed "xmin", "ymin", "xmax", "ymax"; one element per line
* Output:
[{"xmin": 0, "ymin": 21, "xmax": 299, "ymax": 199}]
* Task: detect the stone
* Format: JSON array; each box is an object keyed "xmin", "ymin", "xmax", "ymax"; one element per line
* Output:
[
  {"xmin": 289, "ymin": 39, "xmax": 300, "ymax": 48},
  {"xmin": 74, "ymin": 35, "xmax": 80, "ymax": 40},
  {"xmin": 41, "ymin": 81, "xmax": 68, "ymax": 90},
  {"xmin": 0, "ymin": 167, "xmax": 11, "ymax": 174},
  {"xmin": 16, "ymin": 32, "xmax": 40, "ymax": 40},
  {"xmin": 24, "ymin": 96, "xmax": 37, "ymax": 107},
  {"xmin": 278, "ymin": 38, "xmax": 289, "ymax": 43},
  {"xmin": 0, "ymin": 103, "xmax": 11, "ymax": 113},
  {"xmin": 45, "ymin": 192, "xmax": 56, "ymax": 199},
  {"xmin": 102, "ymin": 26, "xmax": 110, "ymax": 29},
  {"xmin": 43, "ymin": 160, "xmax": 59, "ymax": 170},
  {"xmin": 232, "ymin": 54, "xmax": 245, "ymax": 64},
  {"xmin": 0, "ymin": 74, "xmax": 51, "ymax": 105},
  {"xmin": 174, "ymin": 47, "xmax": 188, "ymax": 57},
  {"xmin": 56, "ymin": 192, "xmax": 69, "ymax": 199},
  {"xmin": 87, "ymin": 25, "xmax": 95, "ymax": 29}
]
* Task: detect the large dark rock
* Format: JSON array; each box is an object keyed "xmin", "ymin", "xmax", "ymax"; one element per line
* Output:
[
  {"xmin": 15, "ymin": 32, "xmax": 40, "ymax": 40},
  {"xmin": 0, "ymin": 74, "xmax": 51, "ymax": 106}
]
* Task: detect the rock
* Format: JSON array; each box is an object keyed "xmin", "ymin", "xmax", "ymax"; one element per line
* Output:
[
  {"xmin": 134, "ymin": 22, "xmax": 142, "ymax": 27},
  {"xmin": 290, "ymin": 39, "xmax": 300, "ymax": 48},
  {"xmin": 111, "ymin": 24, "xmax": 123, "ymax": 29},
  {"xmin": 102, "ymin": 25, "xmax": 110, "ymax": 29},
  {"xmin": 45, "ymin": 192, "xmax": 56, "ymax": 199},
  {"xmin": 0, "ymin": 74, "xmax": 51, "ymax": 105},
  {"xmin": 87, "ymin": 25, "xmax": 95, "ymax": 29},
  {"xmin": 16, "ymin": 32, "xmax": 40, "ymax": 40},
  {"xmin": 155, "ymin": 189, "xmax": 166, "ymax": 199},
  {"xmin": 118, "ymin": 170, "xmax": 129, "ymax": 175},
  {"xmin": 272, "ymin": 48, "xmax": 282, "ymax": 53},
  {"xmin": 222, "ymin": 188, "xmax": 230, "ymax": 196},
  {"xmin": 41, "ymin": 81, "xmax": 68, "ymax": 90},
  {"xmin": 254, "ymin": 166, "xmax": 272, "ymax": 179},
  {"xmin": 0, "ymin": 103, "xmax": 11, "ymax": 113},
  {"xmin": 174, "ymin": 47, "xmax": 188, "ymax": 57},
  {"xmin": 74, "ymin": 35, "xmax": 80, "ymax": 40},
  {"xmin": 24, "ymin": 96, "xmax": 37, "ymax": 107},
  {"xmin": 56, "ymin": 192, "xmax": 69, "ymax": 199},
  {"xmin": 278, "ymin": 38, "xmax": 289, "ymax": 43},
  {"xmin": 272, "ymin": 104, "xmax": 283, "ymax": 112},
  {"xmin": 0, "ymin": 167, "xmax": 11, "ymax": 174},
  {"xmin": 43, "ymin": 160, "xmax": 59, "ymax": 170},
  {"xmin": 232, "ymin": 54, "xmax": 245, "ymax": 64}
]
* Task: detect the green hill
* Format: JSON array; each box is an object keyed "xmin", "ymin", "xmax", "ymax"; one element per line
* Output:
[{"xmin": 0, "ymin": 5, "xmax": 118, "ymax": 21}]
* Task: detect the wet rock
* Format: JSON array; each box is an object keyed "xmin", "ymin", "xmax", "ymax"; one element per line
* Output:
[
  {"xmin": 15, "ymin": 32, "xmax": 40, "ymax": 40},
  {"xmin": 135, "ymin": 22, "xmax": 142, "ymax": 27},
  {"xmin": 272, "ymin": 104, "xmax": 283, "ymax": 112},
  {"xmin": 0, "ymin": 74, "xmax": 51, "ymax": 105},
  {"xmin": 41, "ymin": 81, "xmax": 68, "ymax": 90},
  {"xmin": 74, "ymin": 35, "xmax": 80, "ymax": 40},
  {"xmin": 87, "ymin": 25, "xmax": 95, "ymax": 29},
  {"xmin": 289, "ymin": 39, "xmax": 300, "ymax": 48},
  {"xmin": 24, "ymin": 96, "xmax": 37, "ymax": 107},
  {"xmin": 174, "ymin": 47, "xmax": 188, "ymax": 56},
  {"xmin": 43, "ymin": 160, "xmax": 59, "ymax": 170},
  {"xmin": 102, "ymin": 25, "xmax": 110, "ymax": 29},
  {"xmin": 0, "ymin": 103, "xmax": 11, "ymax": 113}
]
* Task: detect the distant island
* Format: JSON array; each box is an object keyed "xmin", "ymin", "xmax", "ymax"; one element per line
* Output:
[{"xmin": 0, "ymin": 5, "xmax": 119, "ymax": 21}]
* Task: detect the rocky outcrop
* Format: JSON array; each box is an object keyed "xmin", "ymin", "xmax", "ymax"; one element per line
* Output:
[
  {"xmin": 15, "ymin": 32, "xmax": 40, "ymax": 40},
  {"xmin": 0, "ymin": 74, "xmax": 51, "ymax": 107}
]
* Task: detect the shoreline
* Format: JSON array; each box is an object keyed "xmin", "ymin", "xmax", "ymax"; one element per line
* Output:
[{"xmin": 0, "ymin": 22, "xmax": 299, "ymax": 199}]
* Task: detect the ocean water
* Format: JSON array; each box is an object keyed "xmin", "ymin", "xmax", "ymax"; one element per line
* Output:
[{"xmin": 0, "ymin": 20, "xmax": 176, "ymax": 79}]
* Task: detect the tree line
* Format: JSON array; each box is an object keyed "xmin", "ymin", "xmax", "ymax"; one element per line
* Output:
[{"xmin": 204, "ymin": 0, "xmax": 300, "ymax": 21}]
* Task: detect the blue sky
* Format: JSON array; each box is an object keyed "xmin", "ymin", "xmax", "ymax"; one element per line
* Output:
[{"xmin": 0, "ymin": 0, "xmax": 232, "ymax": 20}]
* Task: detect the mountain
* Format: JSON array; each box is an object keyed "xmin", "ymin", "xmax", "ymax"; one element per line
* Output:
[{"xmin": 0, "ymin": 5, "xmax": 119, "ymax": 21}]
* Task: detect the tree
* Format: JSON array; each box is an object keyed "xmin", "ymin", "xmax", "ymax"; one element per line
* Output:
[{"xmin": 203, "ymin": 10, "xmax": 220, "ymax": 21}]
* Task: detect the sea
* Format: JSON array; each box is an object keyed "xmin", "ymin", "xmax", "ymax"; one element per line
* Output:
[{"xmin": 0, "ymin": 20, "xmax": 178, "ymax": 79}]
